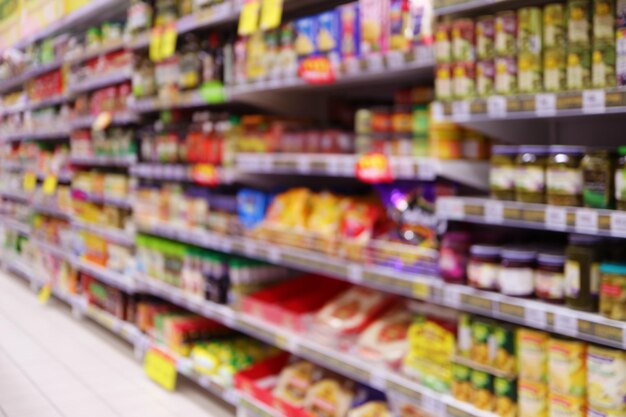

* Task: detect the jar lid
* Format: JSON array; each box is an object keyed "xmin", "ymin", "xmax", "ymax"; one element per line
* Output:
[
  {"xmin": 470, "ymin": 244, "xmax": 501, "ymax": 256},
  {"xmin": 549, "ymin": 145, "xmax": 586, "ymax": 154},
  {"xmin": 599, "ymin": 262, "xmax": 626, "ymax": 275},
  {"xmin": 492, "ymin": 145, "xmax": 518, "ymax": 155},
  {"xmin": 538, "ymin": 252, "xmax": 566, "ymax": 265},
  {"xmin": 518, "ymin": 145, "xmax": 549, "ymax": 154},
  {"xmin": 501, "ymin": 247, "xmax": 536, "ymax": 261},
  {"xmin": 568, "ymin": 233, "xmax": 603, "ymax": 245}
]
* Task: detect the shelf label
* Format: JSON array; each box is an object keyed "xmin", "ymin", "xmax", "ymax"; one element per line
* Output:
[
  {"xmin": 582, "ymin": 89, "xmax": 606, "ymax": 114},
  {"xmin": 610, "ymin": 211, "xmax": 626, "ymax": 236},
  {"xmin": 554, "ymin": 313, "xmax": 578, "ymax": 336},
  {"xmin": 545, "ymin": 206, "xmax": 567, "ymax": 230},
  {"xmin": 238, "ymin": 0, "xmax": 260, "ymax": 35},
  {"xmin": 23, "ymin": 172, "xmax": 37, "ymax": 192},
  {"xmin": 487, "ymin": 96, "xmax": 507, "ymax": 118},
  {"xmin": 347, "ymin": 264, "xmax": 363, "ymax": 283},
  {"xmin": 431, "ymin": 102, "xmax": 444, "ymax": 121},
  {"xmin": 443, "ymin": 288, "xmax": 461, "ymax": 308},
  {"xmin": 535, "ymin": 93, "xmax": 557, "ymax": 116},
  {"xmin": 451, "ymin": 100, "xmax": 470, "ymax": 121},
  {"xmin": 42, "ymin": 176, "xmax": 57, "ymax": 196},
  {"xmin": 259, "ymin": 0, "xmax": 283, "ymax": 30},
  {"xmin": 438, "ymin": 198, "xmax": 465, "ymax": 220},
  {"xmin": 144, "ymin": 347, "xmax": 177, "ymax": 391},
  {"xmin": 369, "ymin": 369, "xmax": 387, "ymax": 390},
  {"xmin": 298, "ymin": 56, "xmax": 335, "ymax": 84},
  {"xmin": 575, "ymin": 209, "xmax": 598, "ymax": 232},
  {"xmin": 525, "ymin": 307, "xmax": 548, "ymax": 328},
  {"xmin": 412, "ymin": 282, "xmax": 430, "ymax": 299},
  {"xmin": 385, "ymin": 51, "xmax": 404, "ymax": 68},
  {"xmin": 421, "ymin": 395, "xmax": 446, "ymax": 416},
  {"xmin": 38, "ymin": 283, "xmax": 52, "ymax": 305},
  {"xmin": 365, "ymin": 54, "xmax": 384, "ymax": 72},
  {"xmin": 484, "ymin": 200, "xmax": 504, "ymax": 223},
  {"xmin": 356, "ymin": 153, "xmax": 393, "ymax": 183}
]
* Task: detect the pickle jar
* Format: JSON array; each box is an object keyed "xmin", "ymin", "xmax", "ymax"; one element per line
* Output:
[
  {"xmin": 499, "ymin": 247, "xmax": 536, "ymax": 297},
  {"xmin": 547, "ymin": 145, "xmax": 585, "ymax": 206},
  {"xmin": 535, "ymin": 251, "xmax": 566, "ymax": 303},
  {"xmin": 599, "ymin": 263, "xmax": 626, "ymax": 320},
  {"xmin": 515, "ymin": 145, "xmax": 549, "ymax": 203},
  {"xmin": 582, "ymin": 149, "xmax": 615, "ymax": 209},
  {"xmin": 615, "ymin": 146, "xmax": 626, "ymax": 210},
  {"xmin": 565, "ymin": 234, "xmax": 603, "ymax": 311},
  {"xmin": 490, "ymin": 145, "xmax": 518, "ymax": 200},
  {"xmin": 467, "ymin": 244, "xmax": 501, "ymax": 290}
]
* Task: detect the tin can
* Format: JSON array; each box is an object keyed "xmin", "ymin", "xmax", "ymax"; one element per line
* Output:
[
  {"xmin": 592, "ymin": 43, "xmax": 616, "ymax": 87},
  {"xmin": 453, "ymin": 61, "xmax": 476, "ymax": 98},
  {"xmin": 436, "ymin": 63, "xmax": 453, "ymax": 100},
  {"xmin": 567, "ymin": 0, "xmax": 592, "ymax": 46},
  {"xmin": 567, "ymin": 47, "xmax": 592, "ymax": 90},
  {"xmin": 518, "ymin": 51, "xmax": 543, "ymax": 93},
  {"xmin": 452, "ymin": 18, "xmax": 476, "ymax": 61},
  {"xmin": 476, "ymin": 15, "xmax": 495, "ymax": 59},
  {"xmin": 518, "ymin": 7, "xmax": 543, "ymax": 54},
  {"xmin": 544, "ymin": 48, "xmax": 567, "ymax": 91},
  {"xmin": 477, "ymin": 59, "xmax": 495, "ymax": 96},
  {"xmin": 495, "ymin": 56, "xmax": 518, "ymax": 95},
  {"xmin": 594, "ymin": 0, "xmax": 615, "ymax": 42},
  {"xmin": 435, "ymin": 22, "xmax": 452, "ymax": 63},
  {"xmin": 544, "ymin": 4, "xmax": 566, "ymax": 49},
  {"xmin": 495, "ymin": 11, "xmax": 517, "ymax": 57},
  {"xmin": 495, "ymin": 377, "xmax": 518, "ymax": 417}
]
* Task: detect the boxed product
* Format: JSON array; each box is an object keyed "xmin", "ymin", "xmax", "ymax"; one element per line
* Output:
[
  {"xmin": 359, "ymin": 0, "xmax": 389, "ymax": 55},
  {"xmin": 547, "ymin": 338, "xmax": 587, "ymax": 397},
  {"xmin": 518, "ymin": 329, "xmax": 549, "ymax": 382},
  {"xmin": 317, "ymin": 10, "xmax": 342, "ymax": 66},
  {"xmin": 339, "ymin": 3, "xmax": 361, "ymax": 60}
]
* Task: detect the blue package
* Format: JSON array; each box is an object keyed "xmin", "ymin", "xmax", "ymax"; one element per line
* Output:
[
  {"xmin": 237, "ymin": 189, "xmax": 270, "ymax": 229},
  {"xmin": 294, "ymin": 16, "xmax": 318, "ymax": 59},
  {"xmin": 339, "ymin": 2, "xmax": 360, "ymax": 59},
  {"xmin": 317, "ymin": 9, "xmax": 341, "ymax": 64}
]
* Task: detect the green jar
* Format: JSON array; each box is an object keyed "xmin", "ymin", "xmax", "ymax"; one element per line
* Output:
[
  {"xmin": 565, "ymin": 234, "xmax": 603, "ymax": 311},
  {"xmin": 582, "ymin": 149, "xmax": 615, "ymax": 209},
  {"xmin": 547, "ymin": 145, "xmax": 585, "ymax": 206},
  {"xmin": 490, "ymin": 145, "xmax": 518, "ymax": 200},
  {"xmin": 615, "ymin": 146, "xmax": 626, "ymax": 210},
  {"xmin": 516, "ymin": 145, "xmax": 549, "ymax": 203}
]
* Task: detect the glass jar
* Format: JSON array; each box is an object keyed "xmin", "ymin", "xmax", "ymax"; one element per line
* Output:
[
  {"xmin": 392, "ymin": 105, "xmax": 413, "ymax": 134},
  {"xmin": 516, "ymin": 145, "xmax": 549, "ymax": 203},
  {"xmin": 179, "ymin": 34, "xmax": 202, "ymax": 90},
  {"xmin": 583, "ymin": 149, "xmax": 615, "ymax": 209},
  {"xmin": 490, "ymin": 145, "xmax": 518, "ymax": 200},
  {"xmin": 535, "ymin": 251, "xmax": 566, "ymax": 303},
  {"xmin": 499, "ymin": 248, "xmax": 536, "ymax": 297},
  {"xmin": 599, "ymin": 263, "xmax": 626, "ymax": 320},
  {"xmin": 467, "ymin": 244, "xmax": 501, "ymax": 290},
  {"xmin": 439, "ymin": 232, "xmax": 472, "ymax": 284},
  {"xmin": 371, "ymin": 107, "xmax": 392, "ymax": 133},
  {"xmin": 546, "ymin": 145, "xmax": 585, "ymax": 206},
  {"xmin": 565, "ymin": 234, "xmax": 603, "ymax": 311},
  {"xmin": 615, "ymin": 146, "xmax": 626, "ymax": 210}
]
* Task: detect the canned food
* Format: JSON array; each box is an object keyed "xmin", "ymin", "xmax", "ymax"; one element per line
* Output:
[
  {"xmin": 593, "ymin": 0, "xmax": 615, "ymax": 43},
  {"xmin": 495, "ymin": 56, "xmax": 518, "ymax": 95},
  {"xmin": 518, "ymin": 7, "xmax": 543, "ymax": 54},
  {"xmin": 592, "ymin": 43, "xmax": 616, "ymax": 88},
  {"xmin": 453, "ymin": 61, "xmax": 476, "ymax": 98},
  {"xmin": 477, "ymin": 15, "xmax": 495, "ymax": 59},
  {"xmin": 495, "ymin": 11, "xmax": 517, "ymax": 57},
  {"xmin": 452, "ymin": 18, "xmax": 476, "ymax": 61},
  {"xmin": 544, "ymin": 48, "xmax": 567, "ymax": 91},
  {"xmin": 567, "ymin": 47, "xmax": 592, "ymax": 90},
  {"xmin": 544, "ymin": 4, "xmax": 566, "ymax": 49},
  {"xmin": 567, "ymin": 0, "xmax": 592, "ymax": 45},
  {"xmin": 518, "ymin": 51, "xmax": 542, "ymax": 93},
  {"xmin": 477, "ymin": 59, "xmax": 495, "ymax": 96},
  {"xmin": 436, "ymin": 64, "xmax": 453, "ymax": 100},
  {"xmin": 435, "ymin": 22, "xmax": 452, "ymax": 63},
  {"xmin": 494, "ymin": 377, "xmax": 518, "ymax": 417}
]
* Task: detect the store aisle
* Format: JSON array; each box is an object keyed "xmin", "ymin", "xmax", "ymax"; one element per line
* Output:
[{"xmin": 0, "ymin": 271, "xmax": 234, "ymax": 417}]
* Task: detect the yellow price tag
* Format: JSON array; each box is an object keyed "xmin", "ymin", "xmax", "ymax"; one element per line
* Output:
[
  {"xmin": 42, "ymin": 176, "xmax": 57, "ymax": 196},
  {"xmin": 160, "ymin": 23, "xmax": 178, "ymax": 60},
  {"xmin": 38, "ymin": 283, "xmax": 52, "ymax": 304},
  {"xmin": 149, "ymin": 26, "xmax": 163, "ymax": 62},
  {"xmin": 144, "ymin": 347, "xmax": 177, "ymax": 391},
  {"xmin": 412, "ymin": 282, "xmax": 430, "ymax": 299},
  {"xmin": 23, "ymin": 172, "xmax": 37, "ymax": 192},
  {"xmin": 260, "ymin": 0, "xmax": 283, "ymax": 30},
  {"xmin": 238, "ymin": 0, "xmax": 260, "ymax": 36}
]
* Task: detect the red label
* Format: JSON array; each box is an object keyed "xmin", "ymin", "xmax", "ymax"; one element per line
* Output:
[
  {"xmin": 356, "ymin": 153, "xmax": 393, "ymax": 183},
  {"xmin": 191, "ymin": 164, "xmax": 219, "ymax": 186},
  {"xmin": 298, "ymin": 56, "xmax": 335, "ymax": 84},
  {"xmin": 600, "ymin": 282, "xmax": 622, "ymax": 297}
]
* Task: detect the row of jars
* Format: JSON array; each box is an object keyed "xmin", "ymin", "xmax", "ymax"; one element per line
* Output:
[{"xmin": 490, "ymin": 144, "xmax": 626, "ymax": 209}]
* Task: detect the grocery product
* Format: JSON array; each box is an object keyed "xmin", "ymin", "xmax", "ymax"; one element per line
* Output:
[
  {"xmin": 452, "ymin": 18, "xmax": 475, "ymax": 62},
  {"xmin": 467, "ymin": 244, "xmax": 501, "ymax": 290},
  {"xmin": 476, "ymin": 16, "xmax": 495, "ymax": 60},
  {"xmin": 471, "ymin": 369, "xmax": 495, "ymax": 411},
  {"xmin": 495, "ymin": 56, "xmax": 518, "ymax": 95},
  {"xmin": 495, "ymin": 11, "xmax": 517, "ymax": 57},
  {"xmin": 567, "ymin": 0, "xmax": 592, "ymax": 45},
  {"xmin": 435, "ymin": 22, "xmax": 452, "ymax": 63},
  {"xmin": 356, "ymin": 306, "xmax": 411, "ymax": 365},
  {"xmin": 490, "ymin": 145, "xmax": 518, "ymax": 200},
  {"xmin": 495, "ymin": 376, "xmax": 518, "ymax": 417},
  {"xmin": 546, "ymin": 145, "xmax": 585, "ymax": 207},
  {"xmin": 617, "ymin": 146, "xmax": 626, "ymax": 210},
  {"xmin": 582, "ymin": 149, "xmax": 615, "ymax": 209},
  {"xmin": 304, "ymin": 378, "xmax": 355, "ymax": 417},
  {"xmin": 518, "ymin": 329, "xmax": 549, "ymax": 382},
  {"xmin": 476, "ymin": 59, "xmax": 495, "ymax": 96},
  {"xmin": 499, "ymin": 247, "xmax": 536, "ymax": 297},
  {"xmin": 519, "ymin": 380, "xmax": 549, "ymax": 417},
  {"xmin": 565, "ymin": 234, "xmax": 602, "ymax": 311},
  {"xmin": 599, "ymin": 263, "xmax": 626, "ymax": 320},
  {"xmin": 548, "ymin": 337, "xmax": 587, "ymax": 397},
  {"xmin": 567, "ymin": 47, "xmax": 592, "ymax": 90},
  {"xmin": 360, "ymin": 0, "xmax": 389, "ymax": 55},
  {"xmin": 516, "ymin": 145, "xmax": 548, "ymax": 204},
  {"xmin": 587, "ymin": 345, "xmax": 626, "ymax": 411},
  {"xmin": 536, "ymin": 251, "xmax": 567, "ymax": 303},
  {"xmin": 544, "ymin": 4, "xmax": 566, "ymax": 49},
  {"xmin": 274, "ymin": 361, "xmax": 319, "ymax": 406}
]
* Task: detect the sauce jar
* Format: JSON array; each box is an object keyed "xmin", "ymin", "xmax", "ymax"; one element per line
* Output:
[
  {"xmin": 371, "ymin": 107, "xmax": 392, "ymax": 133},
  {"xmin": 516, "ymin": 145, "xmax": 548, "ymax": 203},
  {"xmin": 546, "ymin": 145, "xmax": 585, "ymax": 206},
  {"xmin": 599, "ymin": 263, "xmax": 626, "ymax": 320},
  {"xmin": 582, "ymin": 149, "xmax": 615, "ymax": 209},
  {"xmin": 467, "ymin": 244, "xmax": 501, "ymax": 290},
  {"xmin": 615, "ymin": 146, "xmax": 626, "ymax": 210},
  {"xmin": 565, "ymin": 234, "xmax": 602, "ymax": 312},
  {"xmin": 440, "ymin": 232, "xmax": 472, "ymax": 284},
  {"xmin": 499, "ymin": 247, "xmax": 536, "ymax": 297},
  {"xmin": 490, "ymin": 145, "xmax": 518, "ymax": 200},
  {"xmin": 535, "ymin": 251, "xmax": 566, "ymax": 303}
]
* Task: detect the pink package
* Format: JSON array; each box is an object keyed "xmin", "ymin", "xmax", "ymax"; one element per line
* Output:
[{"xmin": 359, "ymin": 0, "xmax": 389, "ymax": 55}]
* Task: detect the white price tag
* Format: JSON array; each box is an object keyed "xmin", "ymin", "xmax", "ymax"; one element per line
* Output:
[
  {"xmin": 487, "ymin": 96, "xmax": 507, "ymax": 118},
  {"xmin": 438, "ymin": 198, "xmax": 465, "ymax": 220},
  {"xmin": 421, "ymin": 396, "xmax": 446, "ymax": 415},
  {"xmin": 395, "ymin": 159, "xmax": 414, "ymax": 178},
  {"xmin": 484, "ymin": 200, "xmax": 504, "ymax": 224},
  {"xmin": 369, "ymin": 369, "xmax": 387, "ymax": 391},
  {"xmin": 525, "ymin": 307, "xmax": 548, "ymax": 328},
  {"xmin": 535, "ymin": 93, "xmax": 557, "ymax": 116},
  {"xmin": 611, "ymin": 211, "xmax": 626, "ymax": 236},
  {"xmin": 431, "ymin": 102, "xmax": 444, "ymax": 122},
  {"xmin": 452, "ymin": 100, "xmax": 470, "ymax": 121},
  {"xmin": 575, "ymin": 209, "xmax": 599, "ymax": 231},
  {"xmin": 545, "ymin": 206, "xmax": 568, "ymax": 230},
  {"xmin": 297, "ymin": 157, "xmax": 310, "ymax": 173},
  {"xmin": 418, "ymin": 160, "xmax": 437, "ymax": 180},
  {"xmin": 347, "ymin": 264, "xmax": 363, "ymax": 283},
  {"xmin": 385, "ymin": 51, "xmax": 404, "ymax": 68},
  {"xmin": 443, "ymin": 288, "xmax": 461, "ymax": 308},
  {"xmin": 366, "ymin": 54, "xmax": 384, "ymax": 72},
  {"xmin": 554, "ymin": 313, "xmax": 578, "ymax": 336},
  {"xmin": 344, "ymin": 58, "xmax": 360, "ymax": 75},
  {"xmin": 582, "ymin": 89, "xmax": 606, "ymax": 114},
  {"xmin": 244, "ymin": 240, "xmax": 257, "ymax": 256},
  {"xmin": 268, "ymin": 247, "xmax": 281, "ymax": 263}
]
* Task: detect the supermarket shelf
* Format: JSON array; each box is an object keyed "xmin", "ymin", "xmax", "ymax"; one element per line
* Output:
[
  {"xmin": 137, "ymin": 223, "xmax": 626, "ymax": 349},
  {"xmin": 69, "ymin": 69, "xmax": 132, "ymax": 94},
  {"xmin": 84, "ymin": 304, "xmax": 140, "ymax": 344},
  {"xmin": 0, "ymin": 128, "xmax": 70, "ymax": 142},
  {"xmin": 433, "ymin": 0, "xmax": 511, "ymax": 15},
  {"xmin": 0, "ymin": 216, "xmax": 31, "ymax": 235},
  {"xmin": 37, "ymin": 171, "xmax": 74, "ymax": 182},
  {"xmin": 70, "ymin": 111, "xmax": 139, "ymax": 129},
  {"xmin": 66, "ymin": 41, "xmax": 126, "ymax": 65},
  {"xmin": 72, "ymin": 190, "xmax": 133, "ymax": 210},
  {"xmin": 31, "ymin": 237, "xmax": 75, "ymax": 263},
  {"xmin": 131, "ymin": 89, "xmax": 228, "ymax": 113},
  {"xmin": 130, "ymin": 163, "xmax": 237, "ymax": 184},
  {"xmin": 0, "ymin": 189, "xmax": 30, "ymax": 203},
  {"xmin": 71, "ymin": 220, "xmax": 136, "ymax": 247},
  {"xmin": 32, "ymin": 203, "xmax": 72, "ymax": 220},
  {"xmin": 0, "ymin": 58, "xmax": 65, "ymax": 94},
  {"xmin": 434, "ymin": 88, "xmax": 626, "ymax": 122},
  {"xmin": 135, "ymin": 274, "xmax": 497, "ymax": 417},
  {"xmin": 437, "ymin": 196, "xmax": 626, "ymax": 238},
  {"xmin": 1, "ymin": 95, "xmax": 71, "ymax": 116},
  {"xmin": 70, "ymin": 155, "xmax": 137, "ymax": 167},
  {"xmin": 235, "ymin": 153, "xmax": 490, "ymax": 189},
  {"xmin": 74, "ymin": 259, "xmax": 136, "ymax": 293}
]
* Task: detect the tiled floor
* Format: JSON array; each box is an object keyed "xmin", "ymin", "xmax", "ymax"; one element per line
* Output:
[{"xmin": 0, "ymin": 270, "xmax": 235, "ymax": 417}]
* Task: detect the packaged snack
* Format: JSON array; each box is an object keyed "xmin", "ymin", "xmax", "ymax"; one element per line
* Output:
[
  {"xmin": 355, "ymin": 306, "xmax": 411, "ymax": 365},
  {"xmin": 544, "ymin": 48, "xmax": 567, "ymax": 91},
  {"xmin": 435, "ymin": 64, "xmax": 452, "ymax": 100},
  {"xmin": 295, "ymin": 17, "xmax": 318, "ymax": 59},
  {"xmin": 347, "ymin": 401, "xmax": 392, "ymax": 417},
  {"xmin": 592, "ymin": 43, "xmax": 616, "ymax": 88},
  {"xmin": 237, "ymin": 189, "xmax": 271, "ymax": 229},
  {"xmin": 274, "ymin": 361, "xmax": 319, "ymax": 406},
  {"xmin": 451, "ymin": 18, "xmax": 475, "ymax": 61},
  {"xmin": 518, "ymin": 7, "xmax": 542, "ymax": 54},
  {"xmin": 452, "ymin": 363, "xmax": 472, "ymax": 402},
  {"xmin": 471, "ymin": 370, "xmax": 495, "ymax": 411},
  {"xmin": 304, "ymin": 378, "xmax": 354, "ymax": 417},
  {"xmin": 495, "ymin": 11, "xmax": 517, "ymax": 57},
  {"xmin": 518, "ymin": 51, "xmax": 542, "ymax": 93},
  {"xmin": 594, "ymin": 0, "xmax": 615, "ymax": 42},
  {"xmin": 518, "ymin": 380, "xmax": 549, "ymax": 417},
  {"xmin": 566, "ymin": 47, "xmax": 591, "ymax": 90},
  {"xmin": 495, "ymin": 56, "xmax": 517, "ymax": 95},
  {"xmin": 389, "ymin": 0, "xmax": 410, "ymax": 51},
  {"xmin": 476, "ymin": 59, "xmax": 495, "ymax": 96},
  {"xmin": 587, "ymin": 345, "xmax": 626, "ymax": 410},
  {"xmin": 307, "ymin": 192, "xmax": 346, "ymax": 240},
  {"xmin": 476, "ymin": 15, "xmax": 495, "ymax": 60},
  {"xmin": 453, "ymin": 61, "xmax": 475, "ymax": 99},
  {"xmin": 548, "ymin": 391, "xmax": 586, "ymax": 417},
  {"xmin": 518, "ymin": 329, "xmax": 549, "ymax": 382},
  {"xmin": 495, "ymin": 377, "xmax": 518, "ymax": 417},
  {"xmin": 435, "ymin": 22, "xmax": 452, "ymax": 63},
  {"xmin": 317, "ymin": 10, "xmax": 341, "ymax": 66},
  {"xmin": 359, "ymin": 0, "xmax": 389, "ymax": 55},
  {"xmin": 544, "ymin": 4, "xmax": 566, "ymax": 49},
  {"xmin": 548, "ymin": 338, "xmax": 587, "ymax": 397},
  {"xmin": 567, "ymin": 0, "xmax": 592, "ymax": 45},
  {"xmin": 339, "ymin": 3, "xmax": 360, "ymax": 59}
]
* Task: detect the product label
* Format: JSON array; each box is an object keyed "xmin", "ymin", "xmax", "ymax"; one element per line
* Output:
[
  {"xmin": 569, "ymin": 18, "xmax": 589, "ymax": 43},
  {"xmin": 468, "ymin": 262, "xmax": 500, "ymax": 290},
  {"xmin": 565, "ymin": 260, "xmax": 581, "ymax": 297},
  {"xmin": 544, "ymin": 67, "xmax": 564, "ymax": 91},
  {"xmin": 614, "ymin": 169, "xmax": 626, "ymax": 201},
  {"xmin": 517, "ymin": 166, "xmax": 545, "ymax": 192},
  {"xmin": 567, "ymin": 63, "xmax": 584, "ymax": 89},
  {"xmin": 435, "ymin": 40, "xmax": 451, "ymax": 62},
  {"xmin": 583, "ymin": 166, "xmax": 611, "ymax": 208},
  {"xmin": 594, "ymin": 14, "xmax": 614, "ymax": 41},
  {"xmin": 547, "ymin": 168, "xmax": 583, "ymax": 194},
  {"xmin": 592, "ymin": 60, "xmax": 606, "ymax": 87},
  {"xmin": 490, "ymin": 166, "xmax": 516, "ymax": 189},
  {"xmin": 499, "ymin": 267, "xmax": 535, "ymax": 296},
  {"xmin": 535, "ymin": 270, "xmax": 565, "ymax": 299}
]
